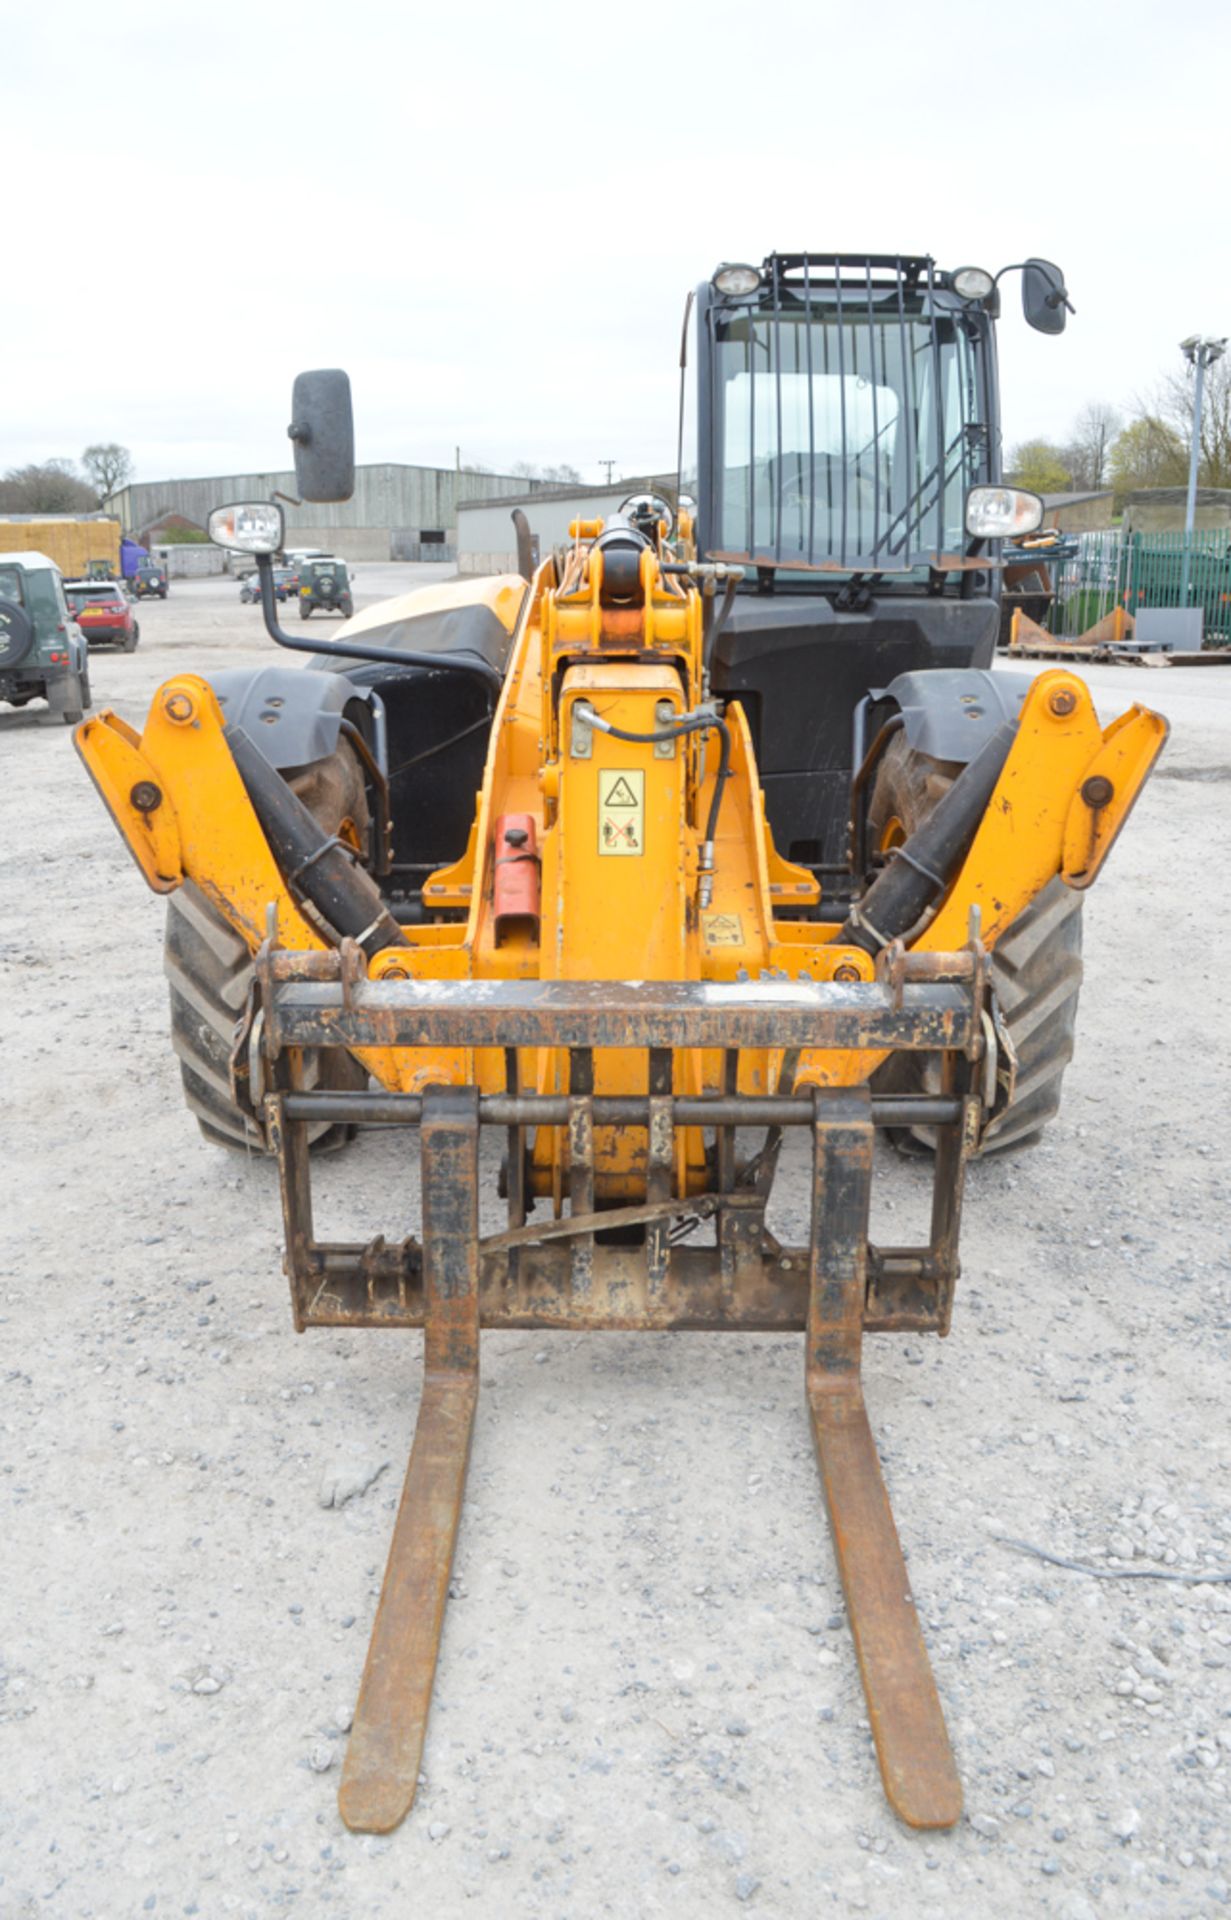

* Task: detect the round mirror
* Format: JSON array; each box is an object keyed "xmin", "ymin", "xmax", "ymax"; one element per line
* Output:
[
  {"xmin": 208, "ymin": 501, "xmax": 286, "ymax": 555},
  {"xmin": 619, "ymin": 492, "xmax": 674, "ymax": 542}
]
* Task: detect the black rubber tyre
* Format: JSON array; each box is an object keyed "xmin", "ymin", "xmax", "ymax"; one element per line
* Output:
[
  {"xmin": 299, "ymin": 601, "xmax": 312, "ymax": 620},
  {"xmin": 867, "ymin": 732, "xmax": 1083, "ymax": 1155},
  {"xmin": 79, "ymin": 665, "xmax": 92, "ymax": 711},
  {"xmin": 163, "ymin": 741, "xmax": 370, "ymax": 1155}
]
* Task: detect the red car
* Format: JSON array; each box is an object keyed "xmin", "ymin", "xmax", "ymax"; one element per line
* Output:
[{"xmin": 63, "ymin": 580, "xmax": 140, "ymax": 652}]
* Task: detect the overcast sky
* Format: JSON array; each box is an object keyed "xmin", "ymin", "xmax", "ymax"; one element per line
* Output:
[{"xmin": 6, "ymin": 0, "xmax": 1227, "ymax": 490}]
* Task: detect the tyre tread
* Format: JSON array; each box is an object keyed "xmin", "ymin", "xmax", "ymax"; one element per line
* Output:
[{"xmin": 867, "ymin": 735, "xmax": 1083, "ymax": 1155}]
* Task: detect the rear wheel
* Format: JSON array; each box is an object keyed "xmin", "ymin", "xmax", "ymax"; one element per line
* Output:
[
  {"xmin": 163, "ymin": 739, "xmax": 370, "ymax": 1154},
  {"xmin": 867, "ymin": 732, "xmax": 1083, "ymax": 1154}
]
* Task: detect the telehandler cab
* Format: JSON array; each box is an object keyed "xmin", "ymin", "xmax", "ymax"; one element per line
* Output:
[{"xmin": 78, "ymin": 252, "xmax": 1166, "ymax": 1835}]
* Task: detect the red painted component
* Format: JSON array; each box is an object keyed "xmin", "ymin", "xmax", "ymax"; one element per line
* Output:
[{"xmin": 493, "ymin": 813, "xmax": 540, "ymax": 943}]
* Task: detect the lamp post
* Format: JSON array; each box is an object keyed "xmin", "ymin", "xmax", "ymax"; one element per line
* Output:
[{"xmin": 1179, "ymin": 334, "xmax": 1227, "ymax": 604}]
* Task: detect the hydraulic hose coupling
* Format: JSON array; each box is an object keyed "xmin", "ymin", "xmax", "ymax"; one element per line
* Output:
[{"xmin": 698, "ymin": 840, "xmax": 716, "ymax": 910}]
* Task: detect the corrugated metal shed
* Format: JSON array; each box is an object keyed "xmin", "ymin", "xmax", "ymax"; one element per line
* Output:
[
  {"xmin": 105, "ymin": 464, "xmax": 540, "ymax": 562},
  {"xmin": 457, "ymin": 476, "xmax": 673, "ymax": 574}
]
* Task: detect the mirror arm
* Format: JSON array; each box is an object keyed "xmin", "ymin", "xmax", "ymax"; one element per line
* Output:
[
  {"xmin": 993, "ymin": 260, "xmax": 1077, "ymax": 316},
  {"xmin": 254, "ymin": 553, "xmax": 503, "ymax": 691}
]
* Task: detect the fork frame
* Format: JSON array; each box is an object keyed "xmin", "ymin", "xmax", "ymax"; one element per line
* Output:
[{"xmin": 256, "ymin": 945, "xmax": 985, "ymax": 1833}]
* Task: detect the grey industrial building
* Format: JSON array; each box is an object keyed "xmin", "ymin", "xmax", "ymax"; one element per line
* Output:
[
  {"xmin": 458, "ymin": 476, "xmax": 673, "ymax": 574},
  {"xmin": 106, "ymin": 462, "xmax": 544, "ymax": 562}
]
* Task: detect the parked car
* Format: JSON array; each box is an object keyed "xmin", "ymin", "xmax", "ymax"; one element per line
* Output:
[
  {"xmin": 0, "ymin": 551, "xmax": 92, "ymax": 724},
  {"xmin": 235, "ymin": 547, "xmax": 327, "ymax": 584},
  {"xmin": 132, "ymin": 561, "xmax": 169, "ymax": 600},
  {"xmin": 63, "ymin": 580, "xmax": 140, "ymax": 651},
  {"xmin": 298, "ymin": 556, "xmax": 354, "ymax": 619},
  {"xmin": 239, "ymin": 566, "xmax": 296, "ymax": 604}
]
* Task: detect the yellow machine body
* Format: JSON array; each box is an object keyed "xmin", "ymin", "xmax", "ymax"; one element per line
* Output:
[{"xmin": 77, "ymin": 542, "xmax": 1166, "ymax": 1203}]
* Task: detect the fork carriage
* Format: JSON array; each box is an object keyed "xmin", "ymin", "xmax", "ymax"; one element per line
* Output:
[{"xmin": 243, "ymin": 930, "xmax": 996, "ymax": 1833}]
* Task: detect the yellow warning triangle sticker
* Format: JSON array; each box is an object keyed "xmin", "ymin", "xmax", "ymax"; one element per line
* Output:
[{"xmin": 604, "ymin": 776, "xmax": 639, "ymax": 807}]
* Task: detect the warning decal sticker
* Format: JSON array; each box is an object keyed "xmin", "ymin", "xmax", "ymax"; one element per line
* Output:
[
  {"xmin": 702, "ymin": 912, "xmax": 744, "ymax": 947},
  {"xmin": 598, "ymin": 768, "xmax": 645, "ymax": 857}
]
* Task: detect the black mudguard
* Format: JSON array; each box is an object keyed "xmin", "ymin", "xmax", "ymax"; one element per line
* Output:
[
  {"xmin": 879, "ymin": 667, "xmax": 1034, "ymax": 765},
  {"xmin": 208, "ymin": 666, "xmax": 367, "ymax": 771}
]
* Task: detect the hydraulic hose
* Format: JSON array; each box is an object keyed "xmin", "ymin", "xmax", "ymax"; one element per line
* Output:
[
  {"xmin": 575, "ymin": 703, "xmax": 731, "ymax": 906},
  {"xmin": 839, "ymin": 718, "xmax": 1018, "ymax": 955},
  {"xmin": 226, "ymin": 725, "xmax": 409, "ymax": 959}
]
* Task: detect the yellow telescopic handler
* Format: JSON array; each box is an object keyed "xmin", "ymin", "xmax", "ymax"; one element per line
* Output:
[{"xmin": 78, "ymin": 251, "xmax": 1166, "ymax": 1834}]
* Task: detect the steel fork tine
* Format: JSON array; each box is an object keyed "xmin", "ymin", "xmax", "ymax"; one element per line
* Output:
[
  {"xmin": 338, "ymin": 1087, "xmax": 481, "ymax": 1834},
  {"xmin": 807, "ymin": 1087, "xmax": 961, "ymax": 1830},
  {"xmin": 337, "ymin": 1373, "xmax": 477, "ymax": 1833}
]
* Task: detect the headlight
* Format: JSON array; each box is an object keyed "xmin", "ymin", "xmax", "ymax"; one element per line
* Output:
[
  {"xmin": 952, "ymin": 265, "xmax": 995, "ymax": 301},
  {"xmin": 965, "ymin": 485, "xmax": 1044, "ymax": 540},
  {"xmin": 712, "ymin": 262, "xmax": 761, "ymax": 297}
]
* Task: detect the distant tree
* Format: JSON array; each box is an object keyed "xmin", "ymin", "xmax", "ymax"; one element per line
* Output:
[
  {"xmin": 1107, "ymin": 416, "xmax": 1188, "ymax": 500},
  {"xmin": 507, "ymin": 460, "xmax": 583, "ymax": 484},
  {"xmin": 1063, "ymin": 403, "xmax": 1122, "ymax": 492},
  {"xmin": 1005, "ymin": 439, "xmax": 1072, "ymax": 494},
  {"xmin": 0, "ymin": 458, "xmax": 100, "ymax": 513},
  {"xmin": 82, "ymin": 442, "xmax": 134, "ymax": 500},
  {"xmin": 1155, "ymin": 358, "xmax": 1231, "ymax": 490}
]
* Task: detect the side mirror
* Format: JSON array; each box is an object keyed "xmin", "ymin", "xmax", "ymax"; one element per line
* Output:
[
  {"xmin": 208, "ymin": 501, "xmax": 285, "ymax": 554},
  {"xmin": 1022, "ymin": 259, "xmax": 1070, "ymax": 336},
  {"xmin": 288, "ymin": 369, "xmax": 355, "ymax": 502}
]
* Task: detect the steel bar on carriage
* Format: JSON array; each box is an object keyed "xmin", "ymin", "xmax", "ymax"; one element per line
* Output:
[{"xmin": 280, "ymin": 1091, "xmax": 965, "ymax": 1129}]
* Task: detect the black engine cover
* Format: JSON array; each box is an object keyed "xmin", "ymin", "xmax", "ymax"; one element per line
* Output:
[{"xmin": 709, "ymin": 592, "xmax": 999, "ymax": 870}]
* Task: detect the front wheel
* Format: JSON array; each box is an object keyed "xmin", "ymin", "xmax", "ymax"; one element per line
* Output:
[
  {"xmin": 866, "ymin": 732, "xmax": 1083, "ymax": 1154},
  {"xmin": 163, "ymin": 738, "xmax": 371, "ymax": 1153}
]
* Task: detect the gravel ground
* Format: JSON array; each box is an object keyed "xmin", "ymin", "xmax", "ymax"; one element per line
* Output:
[{"xmin": 2, "ymin": 573, "xmax": 1229, "ymax": 1920}]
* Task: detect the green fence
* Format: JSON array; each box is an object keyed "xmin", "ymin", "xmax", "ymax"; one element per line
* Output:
[{"xmin": 1050, "ymin": 531, "xmax": 1231, "ymax": 644}]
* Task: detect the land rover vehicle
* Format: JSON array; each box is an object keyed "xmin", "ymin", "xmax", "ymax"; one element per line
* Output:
[
  {"xmin": 0, "ymin": 551, "xmax": 91, "ymax": 722},
  {"xmin": 133, "ymin": 561, "xmax": 169, "ymax": 599},
  {"xmin": 297, "ymin": 555, "xmax": 353, "ymax": 619}
]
